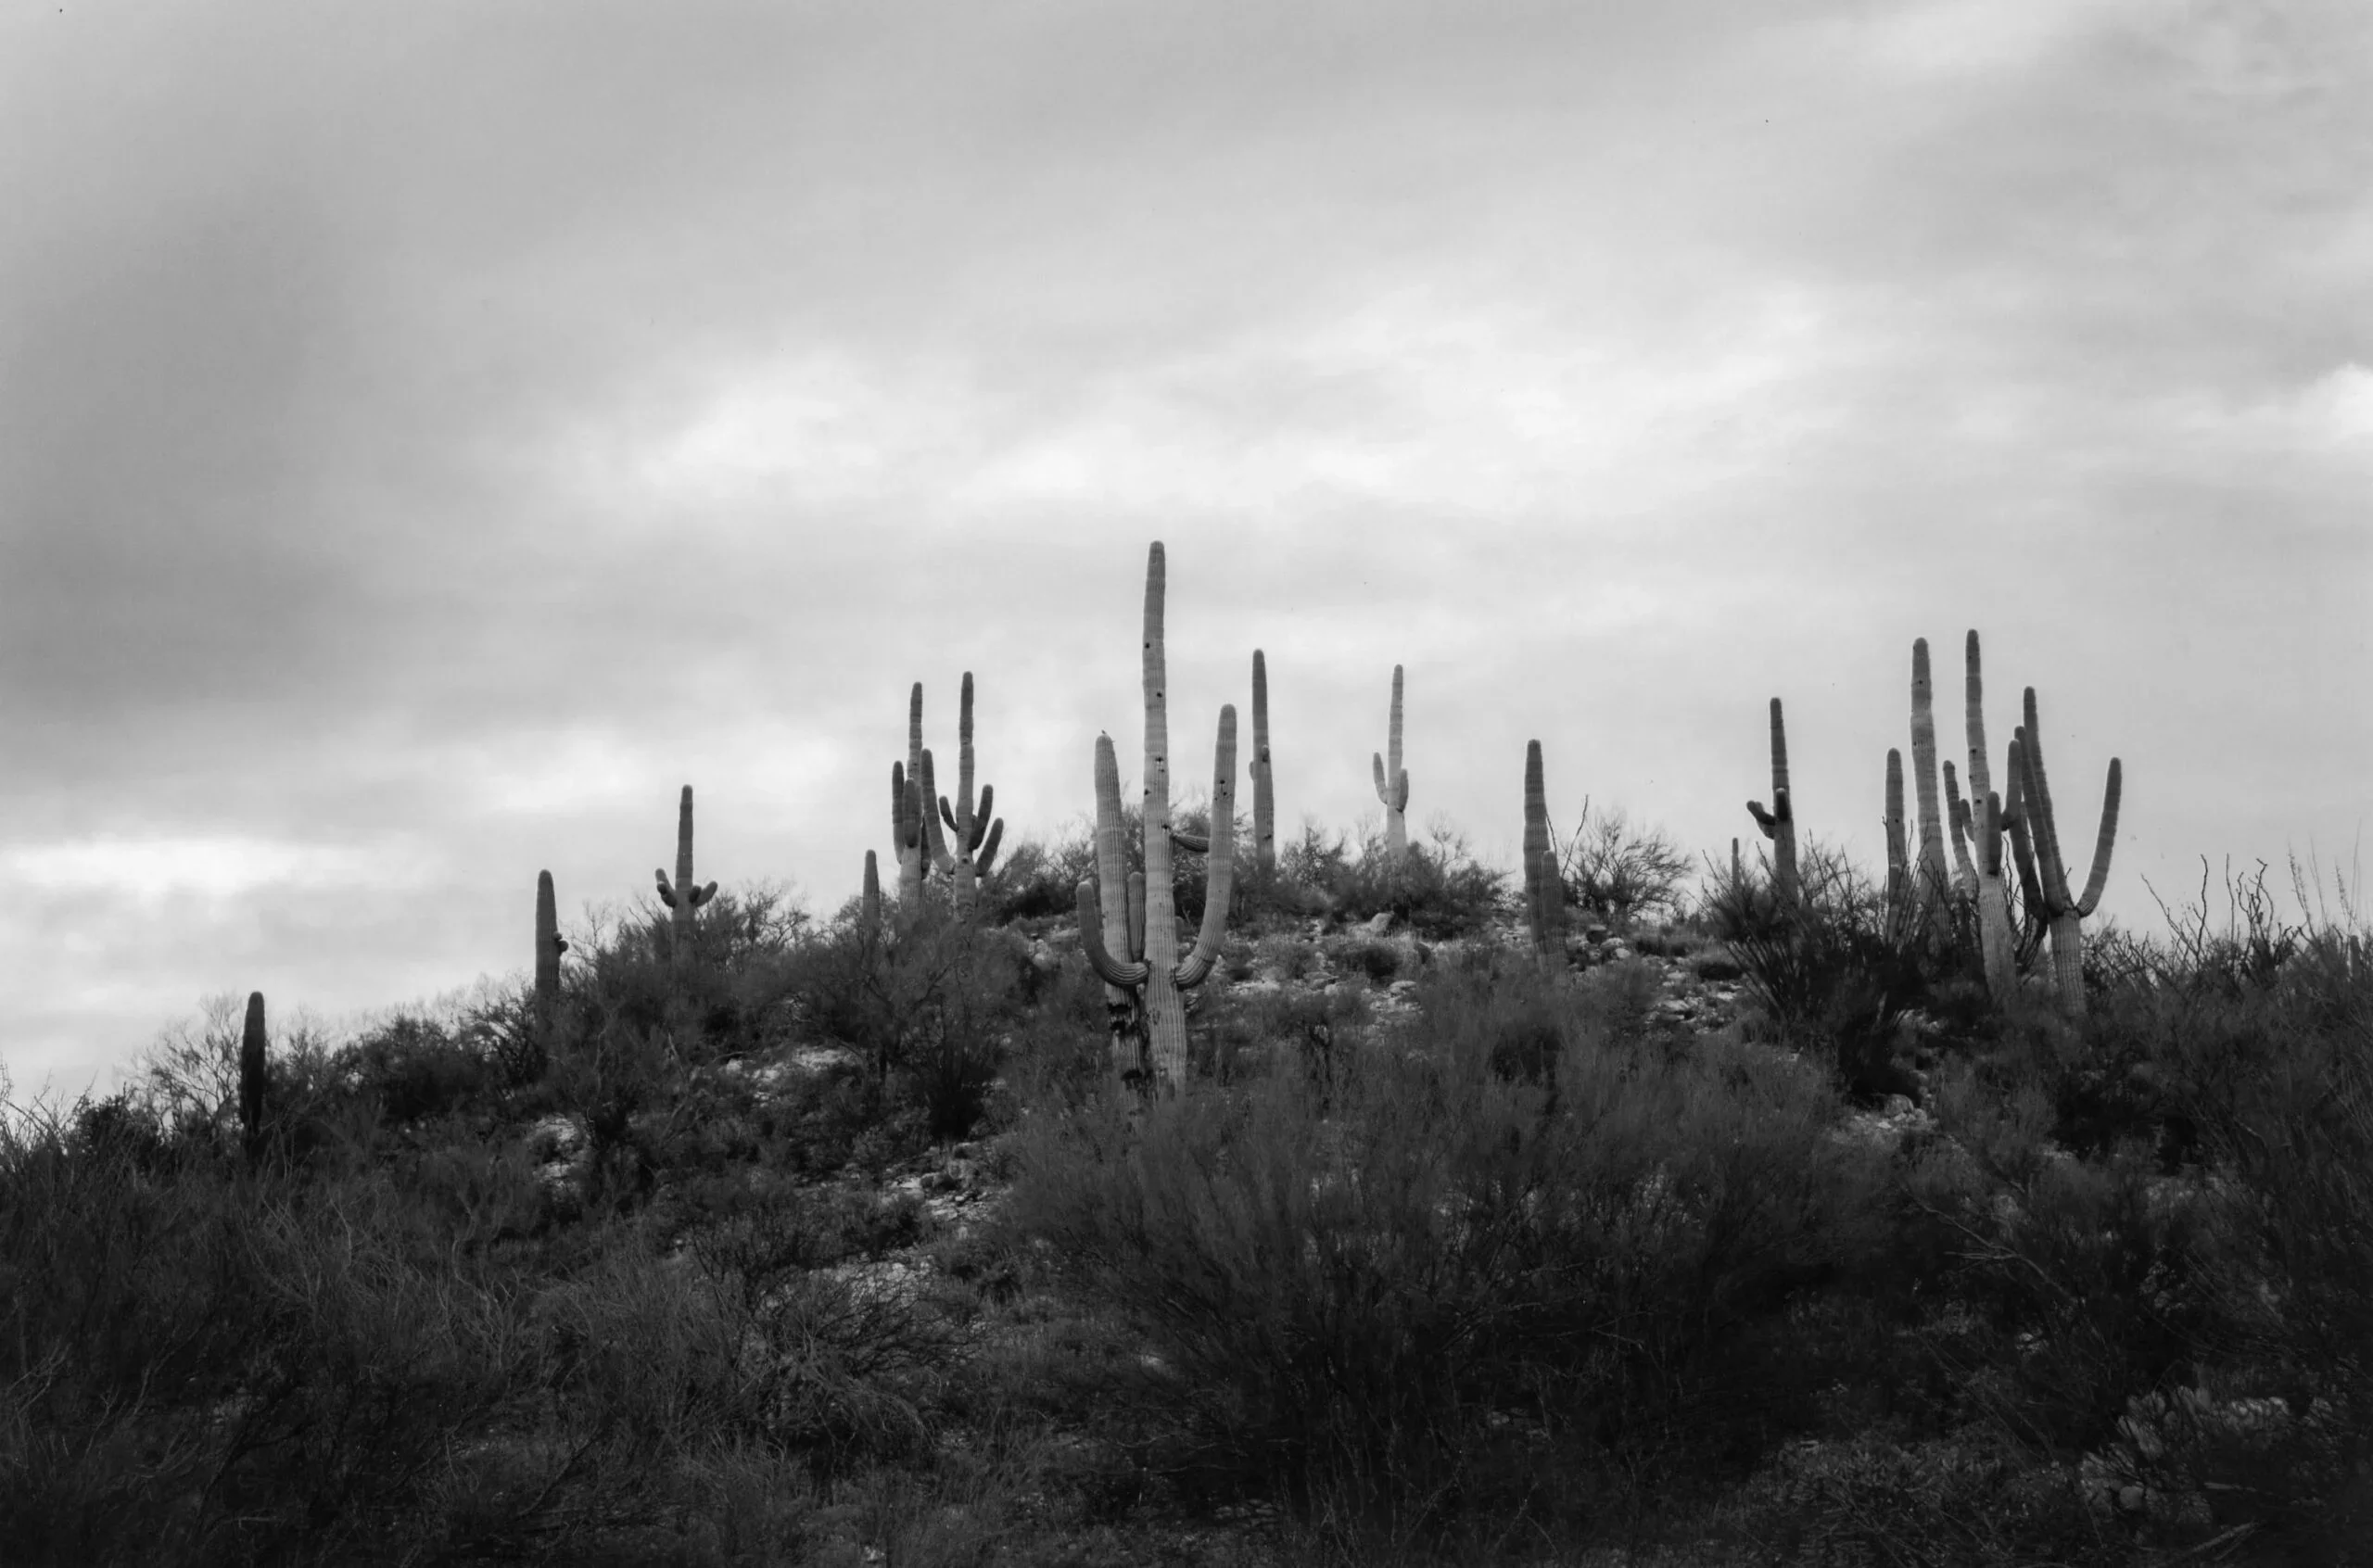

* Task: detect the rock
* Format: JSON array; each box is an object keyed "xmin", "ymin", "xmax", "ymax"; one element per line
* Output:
[{"xmin": 1362, "ymin": 912, "xmax": 1395, "ymax": 938}]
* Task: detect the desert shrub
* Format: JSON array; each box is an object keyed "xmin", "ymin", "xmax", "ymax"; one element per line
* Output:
[
  {"xmin": 1326, "ymin": 820, "xmax": 1508, "ymax": 939},
  {"xmin": 340, "ymin": 1014, "xmax": 495, "ymax": 1125},
  {"xmin": 559, "ymin": 886, "xmax": 811, "ymax": 1071},
  {"xmin": 1554, "ymin": 801, "xmax": 1694, "ymax": 933},
  {"xmin": 1000, "ymin": 971, "xmax": 1886, "ymax": 1546}
]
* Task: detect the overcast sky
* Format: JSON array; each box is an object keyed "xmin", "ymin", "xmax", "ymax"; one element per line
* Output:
[{"xmin": 3, "ymin": 0, "xmax": 2367, "ymax": 1100}]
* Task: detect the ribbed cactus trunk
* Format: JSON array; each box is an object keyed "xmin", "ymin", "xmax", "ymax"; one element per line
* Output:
[
  {"xmin": 895, "ymin": 684, "xmax": 928, "ymax": 911},
  {"xmin": 1884, "ymin": 749, "xmax": 1911, "ymax": 946},
  {"xmin": 534, "ymin": 870, "xmax": 565, "ymax": 1035},
  {"xmin": 923, "ymin": 672, "xmax": 1005, "ymax": 921},
  {"xmin": 1372, "ymin": 664, "xmax": 1409, "ymax": 863},
  {"xmin": 1747, "ymin": 698, "xmax": 1798, "ymax": 911},
  {"xmin": 239, "ymin": 991, "xmax": 266, "ymax": 1168},
  {"xmin": 1523, "ymin": 740, "xmax": 1562, "ymax": 957},
  {"xmin": 1250, "ymin": 650, "xmax": 1275, "ymax": 881},
  {"xmin": 1961, "ymin": 631, "xmax": 2018, "ymax": 1001},
  {"xmin": 860, "ymin": 850, "xmax": 882, "ymax": 934},
  {"xmin": 654, "ymin": 785, "xmax": 717, "ymax": 966},
  {"xmin": 2017, "ymin": 687, "xmax": 2122, "ymax": 1018},
  {"xmin": 1077, "ymin": 543, "xmax": 1237, "ymax": 1094},
  {"xmin": 1909, "ymin": 639, "xmax": 1950, "ymax": 919}
]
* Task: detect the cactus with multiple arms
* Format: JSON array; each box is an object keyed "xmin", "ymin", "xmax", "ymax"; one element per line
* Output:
[
  {"xmin": 2015, "ymin": 686, "xmax": 2122, "ymax": 1016},
  {"xmin": 1523, "ymin": 740, "xmax": 1564, "ymax": 956},
  {"xmin": 535, "ymin": 870, "xmax": 567, "ymax": 1031},
  {"xmin": 923, "ymin": 671, "xmax": 1006, "ymax": 920},
  {"xmin": 1076, "ymin": 543, "xmax": 1238, "ymax": 1091},
  {"xmin": 1746, "ymin": 698, "xmax": 1799, "ymax": 910},
  {"xmin": 654, "ymin": 785, "xmax": 717, "ymax": 966},
  {"xmin": 239, "ymin": 991, "xmax": 267, "ymax": 1166},
  {"xmin": 1250, "ymin": 650, "xmax": 1275, "ymax": 880},
  {"xmin": 1372, "ymin": 664, "xmax": 1410, "ymax": 862}
]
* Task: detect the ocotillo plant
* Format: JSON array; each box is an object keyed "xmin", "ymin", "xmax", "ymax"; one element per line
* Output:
[
  {"xmin": 1372, "ymin": 664, "xmax": 1410, "ymax": 863},
  {"xmin": 1077, "ymin": 542, "xmax": 1239, "ymax": 1092},
  {"xmin": 1250, "ymin": 650, "xmax": 1275, "ymax": 881},
  {"xmin": 2015, "ymin": 686, "xmax": 2122, "ymax": 1017},
  {"xmin": 923, "ymin": 671, "xmax": 1006, "ymax": 920},
  {"xmin": 1523, "ymin": 740, "xmax": 1564, "ymax": 957},
  {"xmin": 534, "ymin": 870, "xmax": 567, "ymax": 1033},
  {"xmin": 1908, "ymin": 639, "xmax": 1951, "ymax": 919},
  {"xmin": 240, "ymin": 991, "xmax": 266, "ymax": 1167},
  {"xmin": 1746, "ymin": 697, "xmax": 1799, "ymax": 910},
  {"xmin": 654, "ymin": 785, "xmax": 717, "ymax": 966}
]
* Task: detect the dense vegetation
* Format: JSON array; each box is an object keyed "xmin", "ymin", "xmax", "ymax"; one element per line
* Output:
[{"xmin": 3, "ymin": 821, "xmax": 2367, "ymax": 1566}]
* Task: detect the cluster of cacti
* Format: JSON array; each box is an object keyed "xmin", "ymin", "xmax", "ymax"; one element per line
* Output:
[
  {"xmin": 1372, "ymin": 664, "xmax": 1410, "ymax": 863},
  {"xmin": 2014, "ymin": 685, "xmax": 2122, "ymax": 1016},
  {"xmin": 1076, "ymin": 542, "xmax": 1238, "ymax": 1092},
  {"xmin": 1522, "ymin": 740, "xmax": 1564, "ymax": 955},
  {"xmin": 653, "ymin": 784, "xmax": 717, "ymax": 965},
  {"xmin": 1250, "ymin": 650, "xmax": 1275, "ymax": 880},
  {"xmin": 1745, "ymin": 698, "xmax": 1799, "ymax": 909},
  {"xmin": 921, "ymin": 672, "xmax": 1006, "ymax": 920}
]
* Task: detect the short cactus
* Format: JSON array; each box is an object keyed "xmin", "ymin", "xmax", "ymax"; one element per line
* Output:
[
  {"xmin": 922, "ymin": 671, "xmax": 1006, "ymax": 920},
  {"xmin": 534, "ymin": 870, "xmax": 567, "ymax": 1031},
  {"xmin": 1884, "ymin": 749, "xmax": 1912, "ymax": 946},
  {"xmin": 1523, "ymin": 740, "xmax": 1564, "ymax": 956},
  {"xmin": 1076, "ymin": 542, "xmax": 1238, "ymax": 1092},
  {"xmin": 1745, "ymin": 697, "xmax": 1799, "ymax": 910},
  {"xmin": 240, "ymin": 991, "xmax": 266, "ymax": 1167},
  {"xmin": 1372, "ymin": 664, "xmax": 1410, "ymax": 863},
  {"xmin": 860, "ymin": 849, "xmax": 882, "ymax": 934},
  {"xmin": 654, "ymin": 785, "xmax": 717, "ymax": 966},
  {"xmin": 1250, "ymin": 650, "xmax": 1275, "ymax": 881},
  {"xmin": 2014, "ymin": 686, "xmax": 2123, "ymax": 1016}
]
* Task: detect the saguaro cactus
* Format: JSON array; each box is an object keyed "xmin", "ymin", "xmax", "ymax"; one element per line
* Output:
[
  {"xmin": 1250, "ymin": 650, "xmax": 1275, "ymax": 880},
  {"xmin": 892, "ymin": 684, "xmax": 931, "ymax": 909},
  {"xmin": 1077, "ymin": 542, "xmax": 1238, "ymax": 1091},
  {"xmin": 1884, "ymin": 749, "xmax": 1912, "ymax": 946},
  {"xmin": 240, "ymin": 991, "xmax": 267, "ymax": 1166},
  {"xmin": 535, "ymin": 870, "xmax": 567, "ymax": 1031},
  {"xmin": 1523, "ymin": 740, "xmax": 1564, "ymax": 956},
  {"xmin": 1908, "ymin": 639, "xmax": 1951, "ymax": 918},
  {"xmin": 860, "ymin": 850, "xmax": 882, "ymax": 935},
  {"xmin": 1746, "ymin": 698, "xmax": 1799, "ymax": 910},
  {"xmin": 1372, "ymin": 664, "xmax": 1410, "ymax": 863},
  {"xmin": 654, "ymin": 785, "xmax": 717, "ymax": 966},
  {"xmin": 2015, "ymin": 686, "xmax": 2122, "ymax": 1017},
  {"xmin": 923, "ymin": 672, "xmax": 1006, "ymax": 920}
]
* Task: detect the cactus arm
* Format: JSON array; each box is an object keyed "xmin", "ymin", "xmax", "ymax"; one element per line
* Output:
[
  {"xmin": 975, "ymin": 818, "xmax": 1004, "ymax": 879},
  {"xmin": 1171, "ymin": 828, "xmax": 1211, "ymax": 854},
  {"xmin": 1174, "ymin": 703, "xmax": 1238, "ymax": 989},
  {"xmin": 1127, "ymin": 870, "xmax": 1147, "ymax": 958},
  {"xmin": 696, "ymin": 881, "xmax": 717, "ymax": 906},
  {"xmin": 655, "ymin": 869, "xmax": 678, "ymax": 907},
  {"xmin": 1076, "ymin": 880, "xmax": 1150, "ymax": 988},
  {"xmin": 1093, "ymin": 734, "xmax": 1133, "ymax": 976},
  {"xmin": 920, "ymin": 749, "xmax": 955, "ymax": 874},
  {"xmin": 2075, "ymin": 758, "xmax": 2122, "ymax": 917},
  {"xmin": 1943, "ymin": 761, "xmax": 1978, "ymax": 894},
  {"xmin": 970, "ymin": 785, "xmax": 995, "ymax": 854}
]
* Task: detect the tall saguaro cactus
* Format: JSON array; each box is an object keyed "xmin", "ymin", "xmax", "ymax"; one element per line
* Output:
[
  {"xmin": 1077, "ymin": 542, "xmax": 1239, "ymax": 1092},
  {"xmin": 1523, "ymin": 740, "xmax": 1564, "ymax": 956},
  {"xmin": 2015, "ymin": 686, "xmax": 2122, "ymax": 1017},
  {"xmin": 1884, "ymin": 749, "xmax": 1912, "ymax": 946},
  {"xmin": 1372, "ymin": 664, "xmax": 1410, "ymax": 862},
  {"xmin": 240, "ymin": 991, "xmax": 267, "ymax": 1167},
  {"xmin": 1250, "ymin": 650, "xmax": 1275, "ymax": 880},
  {"xmin": 922, "ymin": 672, "xmax": 1006, "ymax": 920},
  {"xmin": 860, "ymin": 850, "xmax": 882, "ymax": 935},
  {"xmin": 1746, "ymin": 698, "xmax": 1799, "ymax": 910},
  {"xmin": 534, "ymin": 870, "xmax": 567, "ymax": 1032},
  {"xmin": 1908, "ymin": 639, "xmax": 1951, "ymax": 918},
  {"xmin": 654, "ymin": 785, "xmax": 717, "ymax": 966}
]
